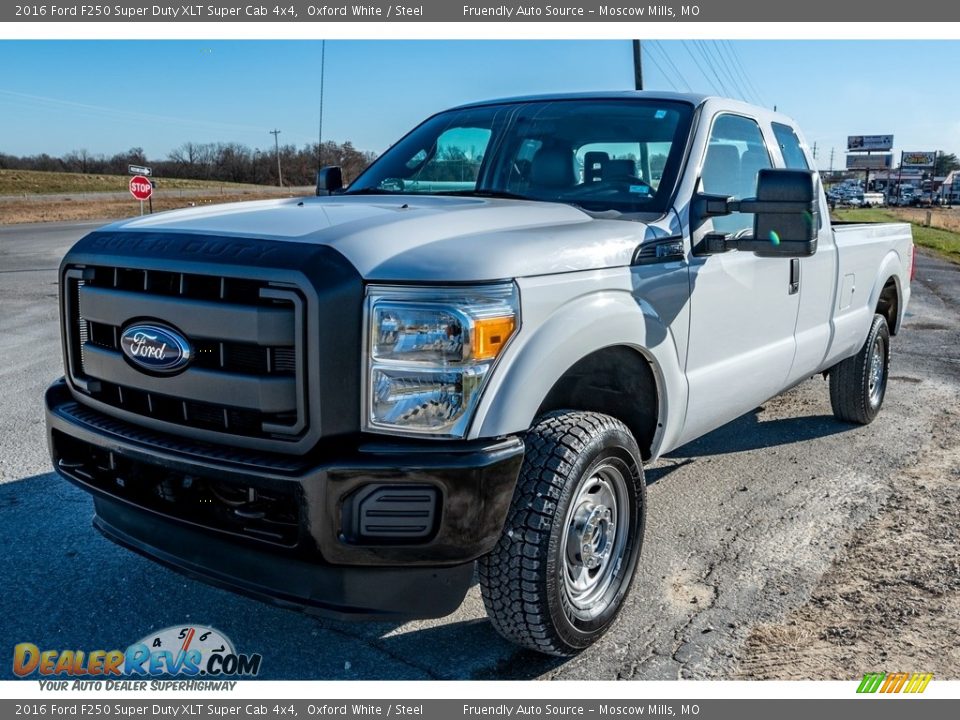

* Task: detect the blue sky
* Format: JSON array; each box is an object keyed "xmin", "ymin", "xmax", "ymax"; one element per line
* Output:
[{"xmin": 0, "ymin": 40, "xmax": 957, "ymax": 168}]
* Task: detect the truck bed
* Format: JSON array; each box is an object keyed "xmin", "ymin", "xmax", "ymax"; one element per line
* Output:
[{"xmin": 828, "ymin": 221, "xmax": 913, "ymax": 367}]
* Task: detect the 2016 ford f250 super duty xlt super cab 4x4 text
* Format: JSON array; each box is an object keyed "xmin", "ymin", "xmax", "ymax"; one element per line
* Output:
[{"xmin": 46, "ymin": 93, "xmax": 914, "ymax": 656}]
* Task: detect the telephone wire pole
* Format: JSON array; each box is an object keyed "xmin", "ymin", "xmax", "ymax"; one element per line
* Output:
[
  {"xmin": 632, "ymin": 40, "xmax": 643, "ymax": 90},
  {"xmin": 270, "ymin": 128, "xmax": 283, "ymax": 187}
]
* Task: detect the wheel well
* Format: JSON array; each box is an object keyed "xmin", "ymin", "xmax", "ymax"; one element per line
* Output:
[
  {"xmin": 535, "ymin": 346, "xmax": 659, "ymax": 460},
  {"xmin": 877, "ymin": 277, "xmax": 900, "ymax": 336}
]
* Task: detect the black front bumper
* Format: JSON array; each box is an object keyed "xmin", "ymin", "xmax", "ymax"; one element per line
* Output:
[{"xmin": 45, "ymin": 380, "xmax": 524, "ymax": 621}]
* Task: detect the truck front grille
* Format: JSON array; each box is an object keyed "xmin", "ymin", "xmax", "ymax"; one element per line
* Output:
[{"xmin": 63, "ymin": 264, "xmax": 308, "ymax": 448}]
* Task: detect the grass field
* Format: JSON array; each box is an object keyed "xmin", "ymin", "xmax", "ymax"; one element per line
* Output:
[
  {"xmin": 0, "ymin": 168, "xmax": 265, "ymax": 195},
  {"xmin": 833, "ymin": 207, "xmax": 960, "ymax": 262},
  {"xmin": 0, "ymin": 191, "xmax": 311, "ymax": 225}
]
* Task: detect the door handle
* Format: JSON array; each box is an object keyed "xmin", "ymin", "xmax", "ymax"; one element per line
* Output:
[{"xmin": 788, "ymin": 258, "xmax": 800, "ymax": 295}]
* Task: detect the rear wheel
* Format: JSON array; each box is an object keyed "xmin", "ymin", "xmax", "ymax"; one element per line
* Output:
[
  {"xmin": 478, "ymin": 411, "xmax": 645, "ymax": 656},
  {"xmin": 829, "ymin": 313, "xmax": 890, "ymax": 424}
]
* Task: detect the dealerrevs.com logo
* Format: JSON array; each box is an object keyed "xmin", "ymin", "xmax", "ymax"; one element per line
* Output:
[{"xmin": 13, "ymin": 625, "xmax": 262, "ymax": 688}]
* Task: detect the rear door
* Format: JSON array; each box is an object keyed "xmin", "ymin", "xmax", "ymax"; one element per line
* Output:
[
  {"xmin": 679, "ymin": 112, "xmax": 801, "ymax": 444},
  {"xmin": 771, "ymin": 121, "xmax": 836, "ymax": 384}
]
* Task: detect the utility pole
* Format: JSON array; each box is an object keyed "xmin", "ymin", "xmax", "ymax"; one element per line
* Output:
[
  {"xmin": 829, "ymin": 147, "xmax": 835, "ymax": 174},
  {"xmin": 812, "ymin": 141, "xmax": 818, "ymax": 160},
  {"xmin": 632, "ymin": 40, "xmax": 643, "ymax": 91},
  {"xmin": 270, "ymin": 128, "xmax": 283, "ymax": 187}
]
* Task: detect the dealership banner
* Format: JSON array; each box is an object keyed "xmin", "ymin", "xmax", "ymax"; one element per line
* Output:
[
  {"xmin": 902, "ymin": 151, "xmax": 937, "ymax": 168},
  {"xmin": 846, "ymin": 154, "xmax": 893, "ymax": 170},
  {"xmin": 5, "ymin": 1, "xmax": 960, "ymax": 22},
  {"xmin": 0, "ymin": 699, "xmax": 958, "ymax": 719},
  {"xmin": 847, "ymin": 135, "xmax": 894, "ymax": 152}
]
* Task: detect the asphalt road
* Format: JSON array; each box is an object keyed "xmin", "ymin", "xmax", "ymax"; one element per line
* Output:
[{"xmin": 1, "ymin": 220, "xmax": 957, "ymax": 680}]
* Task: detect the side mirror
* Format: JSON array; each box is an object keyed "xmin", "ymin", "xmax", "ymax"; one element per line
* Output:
[
  {"xmin": 316, "ymin": 166, "xmax": 343, "ymax": 196},
  {"xmin": 749, "ymin": 168, "xmax": 818, "ymax": 257},
  {"xmin": 692, "ymin": 169, "xmax": 819, "ymax": 258}
]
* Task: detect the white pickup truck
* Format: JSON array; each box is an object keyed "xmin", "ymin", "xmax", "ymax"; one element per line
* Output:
[{"xmin": 46, "ymin": 92, "xmax": 913, "ymax": 657}]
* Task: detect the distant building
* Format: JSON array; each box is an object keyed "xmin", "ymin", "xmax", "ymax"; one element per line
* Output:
[{"xmin": 944, "ymin": 170, "xmax": 960, "ymax": 203}]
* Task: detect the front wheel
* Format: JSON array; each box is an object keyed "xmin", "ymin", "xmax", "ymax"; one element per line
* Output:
[
  {"xmin": 478, "ymin": 411, "xmax": 646, "ymax": 656},
  {"xmin": 829, "ymin": 313, "xmax": 890, "ymax": 424}
]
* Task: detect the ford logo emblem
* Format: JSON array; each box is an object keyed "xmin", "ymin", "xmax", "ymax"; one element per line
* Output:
[{"xmin": 119, "ymin": 323, "xmax": 192, "ymax": 373}]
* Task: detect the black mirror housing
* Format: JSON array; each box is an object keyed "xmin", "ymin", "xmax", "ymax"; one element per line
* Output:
[
  {"xmin": 316, "ymin": 166, "xmax": 344, "ymax": 196},
  {"xmin": 748, "ymin": 168, "xmax": 818, "ymax": 257}
]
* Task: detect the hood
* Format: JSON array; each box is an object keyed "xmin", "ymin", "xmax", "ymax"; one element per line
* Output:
[{"xmin": 104, "ymin": 195, "xmax": 663, "ymax": 281}]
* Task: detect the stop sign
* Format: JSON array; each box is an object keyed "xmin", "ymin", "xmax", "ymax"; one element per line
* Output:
[{"xmin": 129, "ymin": 175, "xmax": 153, "ymax": 201}]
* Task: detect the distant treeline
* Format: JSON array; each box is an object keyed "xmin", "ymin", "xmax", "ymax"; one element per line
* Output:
[{"xmin": 0, "ymin": 140, "xmax": 378, "ymax": 187}]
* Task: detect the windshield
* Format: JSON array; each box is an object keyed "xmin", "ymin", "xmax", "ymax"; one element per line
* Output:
[{"xmin": 346, "ymin": 99, "xmax": 694, "ymax": 214}]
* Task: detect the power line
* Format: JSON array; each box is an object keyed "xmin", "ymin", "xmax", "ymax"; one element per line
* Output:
[
  {"xmin": 0, "ymin": 88, "xmax": 269, "ymax": 136},
  {"xmin": 710, "ymin": 41, "xmax": 749, "ymax": 102},
  {"xmin": 642, "ymin": 43, "xmax": 678, "ymax": 91},
  {"xmin": 720, "ymin": 40, "xmax": 760, "ymax": 104},
  {"xmin": 693, "ymin": 40, "xmax": 731, "ymax": 96},
  {"xmin": 648, "ymin": 41, "xmax": 691, "ymax": 91},
  {"xmin": 681, "ymin": 41, "xmax": 719, "ymax": 94},
  {"xmin": 724, "ymin": 41, "xmax": 769, "ymax": 107},
  {"xmin": 705, "ymin": 41, "xmax": 744, "ymax": 100}
]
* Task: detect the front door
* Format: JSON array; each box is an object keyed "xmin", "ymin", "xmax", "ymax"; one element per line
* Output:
[{"xmin": 679, "ymin": 113, "xmax": 801, "ymax": 445}]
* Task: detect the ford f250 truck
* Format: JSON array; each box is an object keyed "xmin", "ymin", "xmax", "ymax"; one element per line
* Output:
[{"xmin": 46, "ymin": 93, "xmax": 913, "ymax": 656}]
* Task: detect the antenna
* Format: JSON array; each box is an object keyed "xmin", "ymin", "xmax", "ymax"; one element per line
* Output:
[{"xmin": 318, "ymin": 40, "xmax": 326, "ymax": 171}]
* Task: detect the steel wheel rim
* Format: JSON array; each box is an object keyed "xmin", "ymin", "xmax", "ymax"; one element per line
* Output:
[
  {"xmin": 868, "ymin": 335, "xmax": 887, "ymax": 407},
  {"xmin": 561, "ymin": 462, "xmax": 630, "ymax": 621}
]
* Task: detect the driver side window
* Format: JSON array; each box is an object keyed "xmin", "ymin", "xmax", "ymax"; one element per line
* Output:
[
  {"xmin": 701, "ymin": 114, "xmax": 772, "ymax": 236},
  {"xmin": 400, "ymin": 126, "xmax": 492, "ymax": 192}
]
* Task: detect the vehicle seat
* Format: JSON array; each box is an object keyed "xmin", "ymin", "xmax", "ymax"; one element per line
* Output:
[
  {"xmin": 602, "ymin": 159, "xmax": 638, "ymax": 181},
  {"xmin": 739, "ymin": 147, "xmax": 770, "ymax": 199},
  {"xmin": 701, "ymin": 143, "xmax": 741, "ymax": 195},
  {"xmin": 583, "ymin": 151, "xmax": 608, "ymax": 183},
  {"xmin": 530, "ymin": 146, "xmax": 574, "ymax": 190}
]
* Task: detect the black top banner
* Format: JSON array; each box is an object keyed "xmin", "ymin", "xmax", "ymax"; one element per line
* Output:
[{"xmin": 6, "ymin": 1, "xmax": 957, "ymax": 22}]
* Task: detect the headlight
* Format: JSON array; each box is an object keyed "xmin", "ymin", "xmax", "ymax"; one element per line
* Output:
[{"xmin": 364, "ymin": 283, "xmax": 519, "ymax": 437}]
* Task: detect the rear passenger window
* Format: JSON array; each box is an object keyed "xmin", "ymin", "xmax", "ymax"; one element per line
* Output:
[
  {"xmin": 700, "ymin": 114, "xmax": 771, "ymax": 236},
  {"xmin": 772, "ymin": 122, "xmax": 810, "ymax": 170}
]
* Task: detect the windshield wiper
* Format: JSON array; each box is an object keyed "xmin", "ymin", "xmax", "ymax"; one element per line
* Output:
[
  {"xmin": 343, "ymin": 188, "xmax": 400, "ymax": 196},
  {"xmin": 436, "ymin": 190, "xmax": 533, "ymax": 201}
]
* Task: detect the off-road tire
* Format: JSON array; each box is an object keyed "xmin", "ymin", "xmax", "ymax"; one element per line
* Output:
[
  {"xmin": 478, "ymin": 411, "xmax": 645, "ymax": 656},
  {"xmin": 829, "ymin": 313, "xmax": 890, "ymax": 424}
]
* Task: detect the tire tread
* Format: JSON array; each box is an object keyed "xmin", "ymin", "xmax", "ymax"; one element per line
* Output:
[
  {"xmin": 829, "ymin": 314, "xmax": 889, "ymax": 424},
  {"xmin": 478, "ymin": 411, "xmax": 636, "ymax": 656}
]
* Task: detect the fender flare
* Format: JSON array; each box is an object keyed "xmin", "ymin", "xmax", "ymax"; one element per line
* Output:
[
  {"xmin": 867, "ymin": 250, "xmax": 905, "ymax": 334},
  {"xmin": 468, "ymin": 289, "xmax": 688, "ymax": 459}
]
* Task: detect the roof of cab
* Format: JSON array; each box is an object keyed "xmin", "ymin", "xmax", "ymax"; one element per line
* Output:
[{"xmin": 449, "ymin": 91, "xmax": 712, "ymax": 111}]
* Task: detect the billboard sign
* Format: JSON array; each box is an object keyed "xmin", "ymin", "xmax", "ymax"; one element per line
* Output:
[
  {"xmin": 847, "ymin": 135, "xmax": 894, "ymax": 151},
  {"xmin": 901, "ymin": 152, "xmax": 936, "ymax": 168},
  {"xmin": 846, "ymin": 154, "xmax": 893, "ymax": 170}
]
